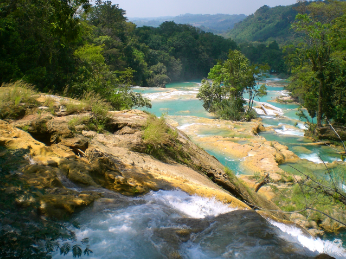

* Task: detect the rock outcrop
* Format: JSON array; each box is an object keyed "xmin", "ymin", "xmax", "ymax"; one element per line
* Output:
[{"xmin": 0, "ymin": 94, "xmax": 288, "ymax": 221}]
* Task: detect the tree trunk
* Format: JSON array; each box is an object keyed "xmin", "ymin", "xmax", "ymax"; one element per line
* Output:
[
  {"xmin": 317, "ymin": 79, "xmax": 323, "ymax": 128},
  {"xmin": 255, "ymin": 174, "xmax": 270, "ymax": 192}
]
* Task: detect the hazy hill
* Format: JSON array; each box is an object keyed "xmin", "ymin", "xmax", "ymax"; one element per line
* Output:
[
  {"xmin": 224, "ymin": 4, "xmax": 300, "ymax": 45},
  {"xmin": 129, "ymin": 13, "xmax": 247, "ymax": 33}
]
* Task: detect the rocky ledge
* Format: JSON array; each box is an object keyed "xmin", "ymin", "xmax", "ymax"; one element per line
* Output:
[{"xmin": 0, "ymin": 93, "xmax": 290, "ymax": 224}]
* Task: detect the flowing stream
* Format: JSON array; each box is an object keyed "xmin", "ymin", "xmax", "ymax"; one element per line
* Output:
[
  {"xmin": 54, "ymin": 79, "xmax": 346, "ymax": 258},
  {"xmin": 53, "ymin": 189, "xmax": 345, "ymax": 258}
]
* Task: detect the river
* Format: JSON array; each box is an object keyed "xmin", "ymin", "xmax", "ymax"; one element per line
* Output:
[{"xmin": 53, "ymin": 79, "xmax": 346, "ymax": 258}]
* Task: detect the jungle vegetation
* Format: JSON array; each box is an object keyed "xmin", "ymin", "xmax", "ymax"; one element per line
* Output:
[
  {"xmin": 129, "ymin": 13, "xmax": 247, "ymax": 34},
  {"xmin": 286, "ymin": 0, "xmax": 346, "ymax": 127}
]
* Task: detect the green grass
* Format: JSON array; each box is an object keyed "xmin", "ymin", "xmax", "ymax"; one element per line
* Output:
[
  {"xmin": 0, "ymin": 81, "xmax": 39, "ymax": 119},
  {"xmin": 141, "ymin": 114, "xmax": 193, "ymax": 163},
  {"xmin": 143, "ymin": 114, "xmax": 178, "ymax": 151},
  {"xmin": 63, "ymin": 92, "xmax": 112, "ymax": 133},
  {"xmin": 68, "ymin": 116, "xmax": 91, "ymax": 132},
  {"xmin": 43, "ymin": 96, "xmax": 57, "ymax": 114},
  {"xmin": 272, "ymin": 181, "xmax": 346, "ymax": 230}
]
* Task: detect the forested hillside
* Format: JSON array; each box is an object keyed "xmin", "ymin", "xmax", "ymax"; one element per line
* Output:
[
  {"xmin": 224, "ymin": 4, "xmax": 299, "ymax": 45},
  {"xmin": 0, "ymin": 0, "xmax": 236, "ymax": 98},
  {"xmin": 129, "ymin": 13, "xmax": 247, "ymax": 33}
]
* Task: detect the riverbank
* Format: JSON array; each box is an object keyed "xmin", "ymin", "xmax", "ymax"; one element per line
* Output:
[
  {"xmin": 1, "ymin": 84, "xmax": 345, "ymax": 258},
  {"xmin": 136, "ymin": 79, "xmax": 346, "ymax": 240}
]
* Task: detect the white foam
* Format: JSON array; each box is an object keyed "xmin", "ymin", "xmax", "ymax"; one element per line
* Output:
[
  {"xmin": 297, "ymin": 123, "xmax": 308, "ymax": 130},
  {"xmin": 299, "ymin": 153, "xmax": 325, "ymax": 164},
  {"xmin": 177, "ymin": 123, "xmax": 196, "ymax": 130},
  {"xmin": 266, "ymin": 78, "xmax": 282, "ymax": 82},
  {"xmin": 342, "ymin": 184, "xmax": 346, "ymax": 192},
  {"xmin": 177, "ymin": 122, "xmax": 209, "ymax": 131},
  {"xmin": 142, "ymin": 190, "xmax": 236, "ymax": 218},
  {"xmin": 275, "ymin": 124, "xmax": 305, "ymax": 136},
  {"xmin": 280, "ymin": 90, "xmax": 290, "ymax": 97},
  {"xmin": 144, "ymin": 90, "xmax": 198, "ymax": 100},
  {"xmin": 252, "ymin": 101, "xmax": 284, "ymax": 116},
  {"xmin": 254, "ymin": 107, "xmax": 266, "ymax": 115},
  {"xmin": 269, "ymin": 220, "xmax": 346, "ymax": 258}
]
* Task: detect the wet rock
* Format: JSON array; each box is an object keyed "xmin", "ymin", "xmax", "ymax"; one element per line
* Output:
[
  {"xmin": 315, "ymin": 253, "xmax": 336, "ymax": 259},
  {"xmin": 2, "ymin": 103, "xmax": 294, "ymax": 223}
]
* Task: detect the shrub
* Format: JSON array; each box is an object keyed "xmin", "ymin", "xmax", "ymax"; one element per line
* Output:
[
  {"xmin": 142, "ymin": 114, "xmax": 179, "ymax": 159},
  {"xmin": 143, "ymin": 115, "xmax": 177, "ymax": 150},
  {"xmin": 81, "ymin": 91, "xmax": 111, "ymax": 119}
]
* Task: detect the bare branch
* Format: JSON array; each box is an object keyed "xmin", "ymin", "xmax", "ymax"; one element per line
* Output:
[
  {"xmin": 306, "ymin": 207, "xmax": 346, "ymax": 227},
  {"xmin": 288, "ymin": 165, "xmax": 346, "ymax": 205},
  {"xmin": 319, "ymin": 154, "xmax": 337, "ymax": 191},
  {"xmin": 327, "ymin": 120, "xmax": 346, "ymax": 153}
]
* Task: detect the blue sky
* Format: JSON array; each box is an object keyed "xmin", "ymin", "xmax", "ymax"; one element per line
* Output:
[{"xmin": 109, "ymin": 0, "xmax": 298, "ymax": 18}]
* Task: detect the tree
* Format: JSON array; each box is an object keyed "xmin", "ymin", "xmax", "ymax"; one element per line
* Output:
[
  {"xmin": 287, "ymin": 0, "xmax": 346, "ymax": 127},
  {"xmin": 197, "ymin": 50, "xmax": 269, "ymax": 121},
  {"xmin": 0, "ymin": 0, "xmax": 91, "ymax": 91},
  {"xmin": 148, "ymin": 62, "xmax": 170, "ymax": 87}
]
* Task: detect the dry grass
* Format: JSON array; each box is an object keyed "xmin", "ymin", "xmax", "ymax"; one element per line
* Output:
[
  {"xmin": 143, "ymin": 115, "xmax": 177, "ymax": 148},
  {"xmin": 0, "ymin": 81, "xmax": 39, "ymax": 119},
  {"xmin": 61, "ymin": 91, "xmax": 111, "ymax": 118}
]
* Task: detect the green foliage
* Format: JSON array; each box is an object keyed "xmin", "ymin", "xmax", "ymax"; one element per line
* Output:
[
  {"xmin": 130, "ymin": 13, "xmax": 247, "ymax": 34},
  {"xmin": 148, "ymin": 63, "xmax": 170, "ymax": 87},
  {"xmin": 68, "ymin": 116, "xmax": 91, "ymax": 132},
  {"xmin": 224, "ymin": 4, "xmax": 300, "ymax": 45},
  {"xmin": 0, "ymin": 0, "xmax": 91, "ymax": 91},
  {"xmin": 250, "ymin": 172, "xmax": 262, "ymax": 181},
  {"xmin": 140, "ymin": 114, "xmax": 194, "ymax": 165},
  {"xmin": 0, "ymin": 81, "xmax": 39, "ymax": 119},
  {"xmin": 286, "ymin": 1, "xmax": 346, "ymax": 127},
  {"xmin": 224, "ymin": 167, "xmax": 235, "ymax": 180},
  {"xmin": 240, "ymin": 41, "xmax": 288, "ymax": 74},
  {"xmin": 197, "ymin": 50, "xmax": 269, "ymax": 121},
  {"xmin": 64, "ymin": 91, "xmax": 112, "ymax": 133},
  {"xmin": 0, "ymin": 0, "xmax": 151, "ymax": 112},
  {"xmin": 133, "ymin": 21, "xmax": 238, "ymax": 84},
  {"xmin": 143, "ymin": 114, "xmax": 178, "ymax": 155}
]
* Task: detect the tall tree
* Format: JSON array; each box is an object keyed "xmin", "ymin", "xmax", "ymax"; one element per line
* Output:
[
  {"xmin": 287, "ymin": 0, "xmax": 346, "ymax": 127},
  {"xmin": 197, "ymin": 50, "xmax": 268, "ymax": 121},
  {"xmin": 0, "ymin": 0, "xmax": 91, "ymax": 91}
]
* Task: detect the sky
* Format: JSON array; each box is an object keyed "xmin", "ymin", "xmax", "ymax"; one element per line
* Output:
[{"xmin": 109, "ymin": 0, "xmax": 298, "ymax": 18}]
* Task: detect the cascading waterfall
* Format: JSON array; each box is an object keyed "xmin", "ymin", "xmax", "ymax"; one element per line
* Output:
[
  {"xmin": 53, "ymin": 79, "xmax": 346, "ymax": 258},
  {"xmin": 53, "ymin": 190, "xmax": 345, "ymax": 258}
]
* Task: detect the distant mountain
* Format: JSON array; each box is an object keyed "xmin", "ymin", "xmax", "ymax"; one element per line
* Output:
[
  {"xmin": 224, "ymin": 4, "xmax": 300, "ymax": 45},
  {"xmin": 129, "ymin": 13, "xmax": 247, "ymax": 33}
]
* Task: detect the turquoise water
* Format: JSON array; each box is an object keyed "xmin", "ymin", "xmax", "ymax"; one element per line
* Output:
[
  {"xmin": 137, "ymin": 80, "xmax": 342, "ymax": 171},
  {"xmin": 206, "ymin": 149, "xmax": 251, "ymax": 176},
  {"xmin": 142, "ymin": 99, "xmax": 213, "ymax": 118},
  {"xmin": 57, "ymin": 79, "xmax": 345, "ymax": 257},
  {"xmin": 166, "ymin": 81, "xmax": 201, "ymax": 89}
]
